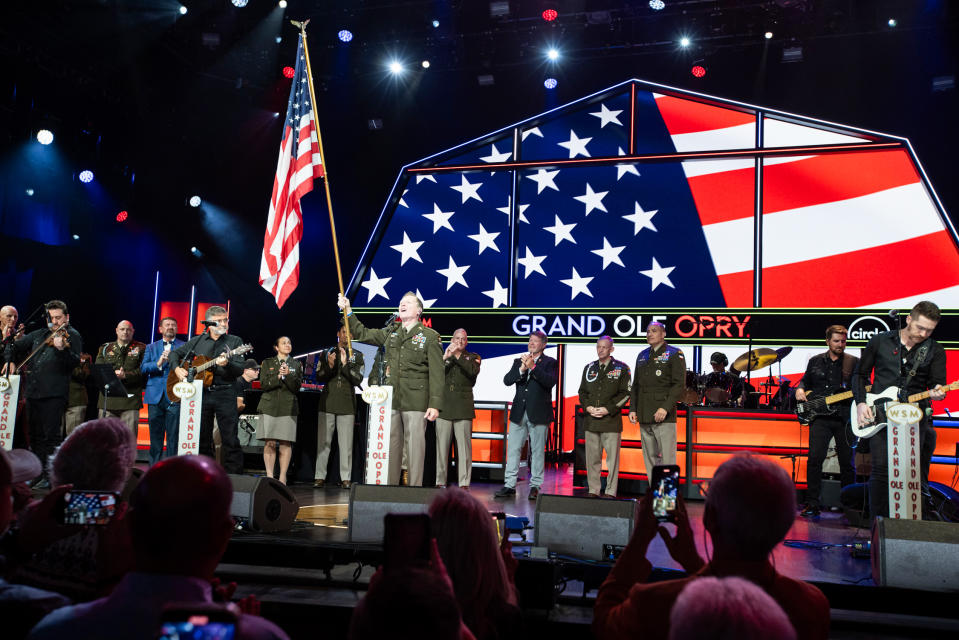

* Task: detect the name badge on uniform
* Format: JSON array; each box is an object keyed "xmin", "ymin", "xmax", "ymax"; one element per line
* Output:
[{"xmin": 655, "ymin": 369, "xmax": 662, "ymax": 376}]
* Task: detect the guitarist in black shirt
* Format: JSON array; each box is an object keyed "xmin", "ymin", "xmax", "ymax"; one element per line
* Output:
[
  {"xmin": 795, "ymin": 325, "xmax": 858, "ymax": 517},
  {"xmin": 852, "ymin": 300, "xmax": 946, "ymax": 520}
]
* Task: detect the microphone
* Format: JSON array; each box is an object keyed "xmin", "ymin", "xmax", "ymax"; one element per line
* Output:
[
  {"xmin": 888, "ymin": 309, "xmax": 899, "ymax": 319},
  {"xmin": 382, "ymin": 312, "xmax": 398, "ymax": 328},
  {"xmin": 200, "ymin": 320, "xmax": 218, "ymax": 327}
]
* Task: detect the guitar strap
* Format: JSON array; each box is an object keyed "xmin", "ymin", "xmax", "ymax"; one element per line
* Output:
[{"xmin": 900, "ymin": 342, "xmax": 929, "ymax": 401}]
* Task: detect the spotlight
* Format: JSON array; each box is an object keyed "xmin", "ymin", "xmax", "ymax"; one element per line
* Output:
[
  {"xmin": 37, "ymin": 129, "xmax": 54, "ymax": 145},
  {"xmin": 542, "ymin": 9, "xmax": 558, "ymax": 22},
  {"xmin": 421, "ymin": 60, "xmax": 430, "ymax": 69},
  {"xmin": 388, "ymin": 60, "xmax": 404, "ymax": 74},
  {"xmin": 887, "ymin": 18, "xmax": 897, "ymax": 28},
  {"xmin": 278, "ymin": 0, "xmax": 287, "ymax": 7},
  {"xmin": 282, "ymin": 66, "xmax": 295, "ymax": 78},
  {"xmin": 72, "ymin": 234, "xmax": 80, "ymax": 241},
  {"xmin": 765, "ymin": 31, "xmax": 773, "ymax": 39},
  {"xmin": 544, "ymin": 77, "xmax": 558, "ymax": 89},
  {"xmin": 179, "ymin": 5, "xmax": 187, "ymax": 15},
  {"xmin": 432, "ymin": 19, "xmax": 440, "ymax": 28},
  {"xmin": 116, "ymin": 210, "xmax": 129, "ymax": 222},
  {"xmin": 25, "ymin": 188, "xmax": 34, "ymax": 196},
  {"xmin": 231, "ymin": 0, "xmax": 248, "ymax": 7},
  {"xmin": 691, "ymin": 65, "xmax": 706, "ymax": 78},
  {"xmin": 338, "ymin": 29, "xmax": 353, "ymax": 43},
  {"xmin": 189, "ymin": 196, "xmax": 202, "ymax": 208},
  {"xmin": 191, "ymin": 246, "xmax": 201, "ymax": 256},
  {"xmin": 275, "ymin": 36, "xmax": 282, "ymax": 44},
  {"xmin": 547, "ymin": 48, "xmax": 559, "ymax": 61},
  {"xmin": 679, "ymin": 37, "xmax": 691, "ymax": 47},
  {"xmin": 273, "ymin": 112, "xmax": 280, "ymax": 118},
  {"xmin": 78, "ymin": 170, "xmax": 94, "ymax": 183},
  {"xmin": 649, "ymin": 0, "xmax": 665, "ymax": 10}
]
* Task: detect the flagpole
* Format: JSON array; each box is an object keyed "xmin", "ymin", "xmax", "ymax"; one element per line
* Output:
[{"xmin": 293, "ymin": 20, "xmax": 354, "ymax": 359}]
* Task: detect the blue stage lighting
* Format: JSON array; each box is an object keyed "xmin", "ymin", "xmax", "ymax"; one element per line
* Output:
[
  {"xmin": 544, "ymin": 77, "xmax": 558, "ymax": 89},
  {"xmin": 547, "ymin": 48, "xmax": 560, "ymax": 61},
  {"xmin": 79, "ymin": 170, "xmax": 94, "ymax": 183},
  {"xmin": 72, "ymin": 234, "xmax": 80, "ymax": 240},
  {"xmin": 278, "ymin": 0, "xmax": 287, "ymax": 7},
  {"xmin": 432, "ymin": 20, "xmax": 440, "ymax": 28},
  {"xmin": 231, "ymin": 0, "xmax": 248, "ymax": 7},
  {"xmin": 421, "ymin": 60, "xmax": 430, "ymax": 69},
  {"xmin": 178, "ymin": 6, "xmax": 187, "ymax": 15},
  {"xmin": 37, "ymin": 129, "xmax": 54, "ymax": 145},
  {"xmin": 679, "ymin": 37, "xmax": 691, "ymax": 47},
  {"xmin": 649, "ymin": 0, "xmax": 665, "ymax": 10},
  {"xmin": 388, "ymin": 60, "xmax": 404, "ymax": 74},
  {"xmin": 338, "ymin": 30, "xmax": 353, "ymax": 43},
  {"xmin": 887, "ymin": 18, "xmax": 897, "ymax": 28},
  {"xmin": 189, "ymin": 196, "xmax": 202, "ymax": 208},
  {"xmin": 25, "ymin": 188, "xmax": 34, "ymax": 196}
]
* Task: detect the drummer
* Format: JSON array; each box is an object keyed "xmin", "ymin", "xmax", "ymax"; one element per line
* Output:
[{"xmin": 703, "ymin": 352, "xmax": 740, "ymax": 406}]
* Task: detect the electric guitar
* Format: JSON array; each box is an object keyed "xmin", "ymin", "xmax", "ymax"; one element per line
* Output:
[
  {"xmin": 795, "ymin": 386, "xmax": 870, "ymax": 425},
  {"xmin": 166, "ymin": 344, "xmax": 253, "ymax": 400},
  {"xmin": 850, "ymin": 380, "xmax": 958, "ymax": 439}
]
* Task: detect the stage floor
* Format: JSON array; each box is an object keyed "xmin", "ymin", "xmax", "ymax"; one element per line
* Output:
[{"xmin": 257, "ymin": 462, "xmax": 874, "ymax": 587}]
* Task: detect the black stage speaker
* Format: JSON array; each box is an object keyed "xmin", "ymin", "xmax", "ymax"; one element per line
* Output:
[
  {"xmin": 871, "ymin": 517, "xmax": 959, "ymax": 590},
  {"xmin": 348, "ymin": 485, "xmax": 441, "ymax": 543},
  {"xmin": 534, "ymin": 493, "xmax": 637, "ymax": 561},
  {"xmin": 229, "ymin": 475, "xmax": 299, "ymax": 533}
]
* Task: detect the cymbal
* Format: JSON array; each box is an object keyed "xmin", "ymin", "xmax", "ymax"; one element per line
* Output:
[
  {"xmin": 776, "ymin": 346, "xmax": 793, "ymax": 359},
  {"xmin": 730, "ymin": 348, "xmax": 778, "ymax": 372}
]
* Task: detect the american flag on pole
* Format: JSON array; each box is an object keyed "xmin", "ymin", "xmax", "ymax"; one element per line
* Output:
[
  {"xmin": 260, "ymin": 34, "xmax": 324, "ymax": 308},
  {"xmin": 350, "ymin": 80, "xmax": 959, "ymax": 310}
]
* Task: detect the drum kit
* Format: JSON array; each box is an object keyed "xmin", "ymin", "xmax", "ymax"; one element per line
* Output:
[{"xmin": 682, "ymin": 346, "xmax": 795, "ymax": 411}]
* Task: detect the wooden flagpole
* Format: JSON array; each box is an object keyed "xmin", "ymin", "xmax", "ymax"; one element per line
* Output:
[{"xmin": 293, "ymin": 20, "xmax": 353, "ymax": 358}]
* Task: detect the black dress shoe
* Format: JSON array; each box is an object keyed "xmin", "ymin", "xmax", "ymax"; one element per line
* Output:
[
  {"xmin": 800, "ymin": 504, "xmax": 820, "ymax": 518},
  {"xmin": 494, "ymin": 486, "xmax": 516, "ymax": 498},
  {"xmin": 528, "ymin": 487, "xmax": 540, "ymax": 501}
]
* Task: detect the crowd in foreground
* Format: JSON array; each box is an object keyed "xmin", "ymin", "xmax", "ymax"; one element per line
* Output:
[{"xmin": 0, "ymin": 417, "xmax": 827, "ymax": 639}]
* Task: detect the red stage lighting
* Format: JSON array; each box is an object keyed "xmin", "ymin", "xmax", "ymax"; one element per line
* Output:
[
  {"xmin": 116, "ymin": 210, "xmax": 128, "ymax": 222},
  {"xmin": 542, "ymin": 9, "xmax": 557, "ymax": 22},
  {"xmin": 691, "ymin": 65, "xmax": 706, "ymax": 78},
  {"xmin": 282, "ymin": 66, "xmax": 295, "ymax": 79}
]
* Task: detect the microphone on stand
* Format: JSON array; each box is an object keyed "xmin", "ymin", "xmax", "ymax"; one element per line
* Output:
[
  {"xmin": 382, "ymin": 312, "xmax": 399, "ymax": 328},
  {"xmin": 200, "ymin": 320, "xmax": 218, "ymax": 327},
  {"xmin": 888, "ymin": 309, "xmax": 902, "ymax": 331}
]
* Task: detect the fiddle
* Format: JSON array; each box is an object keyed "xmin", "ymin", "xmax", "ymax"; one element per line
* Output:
[{"xmin": 44, "ymin": 322, "xmax": 72, "ymax": 349}]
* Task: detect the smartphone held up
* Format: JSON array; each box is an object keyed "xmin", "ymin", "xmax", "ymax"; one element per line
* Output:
[{"xmin": 650, "ymin": 464, "xmax": 680, "ymax": 523}]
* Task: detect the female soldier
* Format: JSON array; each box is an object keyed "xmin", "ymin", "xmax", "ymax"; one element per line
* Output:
[{"xmin": 257, "ymin": 336, "xmax": 302, "ymax": 485}]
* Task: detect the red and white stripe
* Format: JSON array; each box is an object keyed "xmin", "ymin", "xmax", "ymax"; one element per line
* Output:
[
  {"xmin": 259, "ymin": 111, "xmax": 324, "ymax": 308},
  {"xmin": 653, "ymin": 94, "xmax": 959, "ymax": 309}
]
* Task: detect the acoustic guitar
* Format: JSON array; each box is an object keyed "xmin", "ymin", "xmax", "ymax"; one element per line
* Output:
[{"xmin": 166, "ymin": 344, "xmax": 253, "ymax": 400}]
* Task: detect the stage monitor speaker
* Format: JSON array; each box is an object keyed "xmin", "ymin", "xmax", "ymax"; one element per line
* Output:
[
  {"xmin": 871, "ymin": 517, "xmax": 959, "ymax": 591},
  {"xmin": 229, "ymin": 475, "xmax": 299, "ymax": 533},
  {"xmin": 348, "ymin": 485, "xmax": 441, "ymax": 543},
  {"xmin": 534, "ymin": 493, "xmax": 637, "ymax": 561}
]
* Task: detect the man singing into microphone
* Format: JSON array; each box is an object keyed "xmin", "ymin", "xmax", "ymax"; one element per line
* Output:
[
  {"xmin": 169, "ymin": 307, "xmax": 247, "ymax": 474},
  {"xmin": 337, "ymin": 292, "xmax": 444, "ymax": 486}
]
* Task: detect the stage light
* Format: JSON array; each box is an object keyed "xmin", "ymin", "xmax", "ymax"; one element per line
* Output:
[
  {"xmin": 544, "ymin": 77, "xmax": 558, "ymax": 89},
  {"xmin": 282, "ymin": 66, "xmax": 295, "ymax": 78},
  {"xmin": 388, "ymin": 60, "xmax": 404, "ymax": 74},
  {"xmin": 278, "ymin": 0, "xmax": 287, "ymax": 7},
  {"xmin": 37, "ymin": 129, "xmax": 54, "ymax": 145},
  {"xmin": 679, "ymin": 37, "xmax": 691, "ymax": 47},
  {"xmin": 116, "ymin": 210, "xmax": 128, "ymax": 222},
  {"xmin": 273, "ymin": 112, "xmax": 280, "ymax": 117},
  {"xmin": 432, "ymin": 19, "xmax": 440, "ymax": 28},
  {"xmin": 649, "ymin": 0, "xmax": 665, "ymax": 10},
  {"xmin": 79, "ymin": 170, "xmax": 94, "ymax": 183},
  {"xmin": 72, "ymin": 234, "xmax": 80, "ymax": 241},
  {"xmin": 421, "ymin": 60, "xmax": 430, "ymax": 68},
  {"xmin": 178, "ymin": 5, "xmax": 187, "ymax": 15},
  {"xmin": 338, "ymin": 29, "xmax": 353, "ymax": 43},
  {"xmin": 191, "ymin": 246, "xmax": 200, "ymax": 255},
  {"xmin": 765, "ymin": 31, "xmax": 773, "ymax": 39},
  {"xmin": 542, "ymin": 9, "xmax": 558, "ymax": 22},
  {"xmin": 231, "ymin": 0, "xmax": 248, "ymax": 7},
  {"xmin": 275, "ymin": 36, "xmax": 282, "ymax": 44},
  {"xmin": 887, "ymin": 18, "xmax": 897, "ymax": 28},
  {"xmin": 547, "ymin": 48, "xmax": 559, "ymax": 61},
  {"xmin": 691, "ymin": 65, "xmax": 706, "ymax": 78},
  {"xmin": 189, "ymin": 196, "xmax": 202, "ymax": 208},
  {"xmin": 25, "ymin": 188, "xmax": 34, "ymax": 196}
]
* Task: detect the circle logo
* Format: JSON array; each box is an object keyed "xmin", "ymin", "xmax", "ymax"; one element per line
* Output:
[
  {"xmin": 173, "ymin": 381, "xmax": 196, "ymax": 400},
  {"xmin": 847, "ymin": 315, "xmax": 890, "ymax": 341}
]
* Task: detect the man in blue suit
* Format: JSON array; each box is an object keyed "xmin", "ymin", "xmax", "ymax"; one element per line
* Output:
[{"xmin": 140, "ymin": 317, "xmax": 184, "ymax": 463}]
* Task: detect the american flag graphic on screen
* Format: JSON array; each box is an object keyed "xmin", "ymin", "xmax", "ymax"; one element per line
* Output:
[{"xmin": 350, "ymin": 80, "xmax": 959, "ymax": 310}]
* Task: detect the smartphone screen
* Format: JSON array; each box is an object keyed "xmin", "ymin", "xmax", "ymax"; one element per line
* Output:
[
  {"xmin": 58, "ymin": 490, "xmax": 119, "ymax": 526},
  {"xmin": 650, "ymin": 465, "xmax": 680, "ymax": 523},
  {"xmin": 490, "ymin": 511, "xmax": 507, "ymax": 544},
  {"xmin": 383, "ymin": 513, "xmax": 431, "ymax": 570},
  {"xmin": 159, "ymin": 607, "xmax": 238, "ymax": 640}
]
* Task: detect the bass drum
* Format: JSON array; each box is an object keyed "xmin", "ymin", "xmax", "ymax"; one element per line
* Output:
[
  {"xmin": 703, "ymin": 371, "xmax": 733, "ymax": 406},
  {"xmin": 682, "ymin": 370, "xmax": 702, "ymax": 405}
]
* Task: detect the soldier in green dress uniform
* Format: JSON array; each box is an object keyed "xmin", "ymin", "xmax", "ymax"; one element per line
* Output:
[
  {"xmin": 257, "ymin": 336, "xmax": 302, "ymax": 485},
  {"xmin": 95, "ymin": 320, "xmax": 145, "ymax": 434},
  {"xmin": 314, "ymin": 324, "xmax": 365, "ymax": 489},
  {"xmin": 436, "ymin": 329, "xmax": 480, "ymax": 489},
  {"xmin": 578, "ymin": 336, "xmax": 631, "ymax": 497},
  {"xmin": 338, "ymin": 291, "xmax": 444, "ymax": 487}
]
